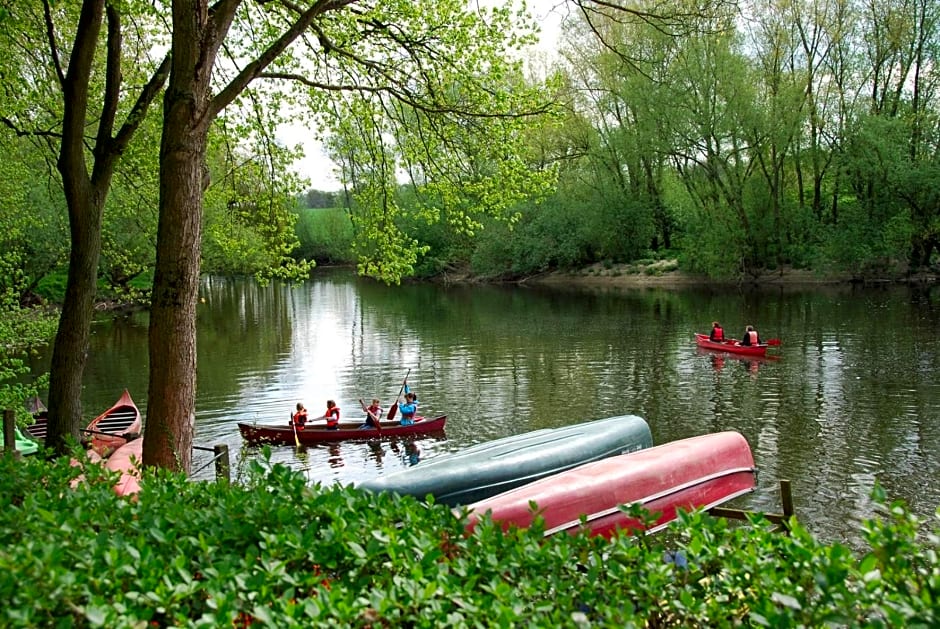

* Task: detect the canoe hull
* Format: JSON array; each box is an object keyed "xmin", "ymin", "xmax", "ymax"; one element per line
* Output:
[
  {"xmin": 238, "ymin": 415, "xmax": 447, "ymax": 445},
  {"xmin": 695, "ymin": 333, "xmax": 768, "ymax": 356},
  {"xmin": 463, "ymin": 430, "xmax": 755, "ymax": 539},
  {"xmin": 357, "ymin": 415, "xmax": 653, "ymax": 507},
  {"xmin": 84, "ymin": 389, "xmax": 142, "ymax": 458},
  {"xmin": 105, "ymin": 437, "xmax": 143, "ymax": 496},
  {"xmin": 12, "ymin": 426, "xmax": 39, "ymax": 456}
]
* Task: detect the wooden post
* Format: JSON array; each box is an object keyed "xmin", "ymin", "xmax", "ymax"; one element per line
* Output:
[
  {"xmin": 3, "ymin": 409, "xmax": 20, "ymax": 459},
  {"xmin": 213, "ymin": 444, "xmax": 230, "ymax": 483},
  {"xmin": 777, "ymin": 479, "xmax": 793, "ymax": 533},
  {"xmin": 706, "ymin": 478, "xmax": 795, "ymax": 534}
]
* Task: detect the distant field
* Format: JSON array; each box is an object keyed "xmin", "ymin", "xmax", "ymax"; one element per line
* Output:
[{"xmin": 294, "ymin": 206, "xmax": 354, "ymax": 263}]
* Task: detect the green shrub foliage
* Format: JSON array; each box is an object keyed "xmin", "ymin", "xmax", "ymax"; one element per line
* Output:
[{"xmin": 1, "ymin": 453, "xmax": 937, "ymax": 627}]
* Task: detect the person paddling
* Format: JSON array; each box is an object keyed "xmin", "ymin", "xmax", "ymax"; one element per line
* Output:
[
  {"xmin": 290, "ymin": 402, "xmax": 308, "ymax": 431},
  {"xmin": 396, "ymin": 386, "xmax": 418, "ymax": 426},
  {"xmin": 709, "ymin": 321, "xmax": 725, "ymax": 342},
  {"xmin": 740, "ymin": 325, "xmax": 761, "ymax": 346},
  {"xmin": 359, "ymin": 398, "xmax": 383, "ymax": 430}
]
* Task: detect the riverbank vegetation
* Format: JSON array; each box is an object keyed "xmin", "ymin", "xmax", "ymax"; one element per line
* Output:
[
  {"xmin": 3, "ymin": 452, "xmax": 937, "ymax": 627},
  {"xmin": 295, "ymin": 0, "xmax": 940, "ymax": 283}
]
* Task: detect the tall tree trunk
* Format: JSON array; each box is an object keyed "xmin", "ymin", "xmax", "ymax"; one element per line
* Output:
[
  {"xmin": 45, "ymin": 0, "xmax": 107, "ymax": 455},
  {"xmin": 46, "ymin": 186, "xmax": 104, "ymax": 453},
  {"xmin": 144, "ymin": 94, "xmax": 209, "ymax": 474},
  {"xmin": 145, "ymin": 117, "xmax": 208, "ymax": 471},
  {"xmin": 143, "ymin": 0, "xmax": 216, "ymax": 473}
]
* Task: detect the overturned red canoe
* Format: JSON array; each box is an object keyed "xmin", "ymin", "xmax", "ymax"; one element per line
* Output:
[
  {"xmin": 238, "ymin": 414, "xmax": 447, "ymax": 445},
  {"xmin": 463, "ymin": 431, "xmax": 756, "ymax": 539},
  {"xmin": 695, "ymin": 333, "xmax": 771, "ymax": 357},
  {"xmin": 105, "ymin": 437, "xmax": 143, "ymax": 497}
]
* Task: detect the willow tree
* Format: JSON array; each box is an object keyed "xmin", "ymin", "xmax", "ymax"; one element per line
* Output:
[{"xmin": 146, "ymin": 0, "xmax": 553, "ymax": 472}]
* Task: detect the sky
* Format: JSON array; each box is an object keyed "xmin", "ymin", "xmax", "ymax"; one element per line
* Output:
[{"xmin": 279, "ymin": 1, "xmax": 566, "ymax": 193}]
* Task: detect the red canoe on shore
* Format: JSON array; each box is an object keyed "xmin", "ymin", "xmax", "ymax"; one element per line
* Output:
[
  {"xmin": 463, "ymin": 431, "xmax": 757, "ymax": 539},
  {"xmin": 83, "ymin": 389, "xmax": 142, "ymax": 458},
  {"xmin": 695, "ymin": 333, "xmax": 774, "ymax": 357},
  {"xmin": 105, "ymin": 437, "xmax": 143, "ymax": 497},
  {"xmin": 238, "ymin": 414, "xmax": 447, "ymax": 445}
]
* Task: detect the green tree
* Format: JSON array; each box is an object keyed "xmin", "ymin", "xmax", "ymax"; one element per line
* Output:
[
  {"xmin": 146, "ymin": 0, "xmax": 559, "ymax": 472},
  {"xmin": 0, "ymin": 0, "xmax": 171, "ymax": 454}
]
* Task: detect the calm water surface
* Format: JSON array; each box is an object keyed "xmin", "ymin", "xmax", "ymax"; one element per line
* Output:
[{"xmin": 42, "ymin": 270, "xmax": 940, "ymax": 548}]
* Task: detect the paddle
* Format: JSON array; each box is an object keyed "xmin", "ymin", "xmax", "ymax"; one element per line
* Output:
[
  {"xmin": 290, "ymin": 412, "xmax": 300, "ymax": 447},
  {"xmin": 360, "ymin": 398, "xmax": 382, "ymax": 431},
  {"xmin": 386, "ymin": 368, "xmax": 411, "ymax": 420},
  {"xmin": 766, "ymin": 338, "xmax": 781, "ymax": 346}
]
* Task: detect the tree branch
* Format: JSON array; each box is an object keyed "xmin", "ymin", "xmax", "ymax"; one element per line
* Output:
[
  {"xmin": 0, "ymin": 116, "xmax": 62, "ymax": 139},
  {"xmin": 111, "ymin": 53, "xmax": 172, "ymax": 157},
  {"xmin": 208, "ymin": 0, "xmax": 343, "ymax": 120},
  {"xmin": 41, "ymin": 0, "xmax": 65, "ymax": 87},
  {"xmin": 96, "ymin": 5, "xmax": 123, "ymax": 160}
]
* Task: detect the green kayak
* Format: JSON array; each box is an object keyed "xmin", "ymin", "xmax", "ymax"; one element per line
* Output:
[{"xmin": 357, "ymin": 414, "xmax": 653, "ymax": 507}]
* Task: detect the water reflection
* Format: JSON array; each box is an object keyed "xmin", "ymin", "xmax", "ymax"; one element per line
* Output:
[{"xmin": 27, "ymin": 272, "xmax": 940, "ymax": 550}]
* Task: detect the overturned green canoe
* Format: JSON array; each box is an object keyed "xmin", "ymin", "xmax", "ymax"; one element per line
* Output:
[
  {"xmin": 357, "ymin": 415, "xmax": 653, "ymax": 507},
  {"xmin": 12, "ymin": 426, "xmax": 39, "ymax": 456}
]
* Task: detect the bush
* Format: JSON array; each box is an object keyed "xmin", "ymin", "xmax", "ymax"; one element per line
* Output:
[
  {"xmin": 35, "ymin": 271, "xmax": 68, "ymax": 303},
  {"xmin": 294, "ymin": 207, "xmax": 355, "ymax": 264},
  {"xmin": 1, "ymin": 453, "xmax": 938, "ymax": 627}
]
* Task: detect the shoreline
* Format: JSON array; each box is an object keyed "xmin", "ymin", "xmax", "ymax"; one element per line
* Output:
[{"xmin": 517, "ymin": 262, "xmax": 939, "ymax": 290}]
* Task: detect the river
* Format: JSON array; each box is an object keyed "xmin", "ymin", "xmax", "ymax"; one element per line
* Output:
[{"xmin": 34, "ymin": 270, "xmax": 940, "ymax": 549}]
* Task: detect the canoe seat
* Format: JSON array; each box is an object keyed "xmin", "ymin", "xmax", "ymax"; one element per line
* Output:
[{"xmin": 95, "ymin": 409, "xmax": 138, "ymax": 433}]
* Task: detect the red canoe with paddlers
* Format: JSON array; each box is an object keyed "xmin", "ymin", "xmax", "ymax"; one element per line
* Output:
[
  {"xmin": 695, "ymin": 333, "xmax": 780, "ymax": 357},
  {"xmin": 238, "ymin": 414, "xmax": 447, "ymax": 446}
]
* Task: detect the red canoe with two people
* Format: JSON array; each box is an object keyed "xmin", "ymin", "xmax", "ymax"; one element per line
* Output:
[
  {"xmin": 695, "ymin": 333, "xmax": 780, "ymax": 357},
  {"xmin": 238, "ymin": 414, "xmax": 447, "ymax": 446}
]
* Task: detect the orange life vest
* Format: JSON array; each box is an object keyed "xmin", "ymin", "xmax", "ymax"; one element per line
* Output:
[
  {"xmin": 747, "ymin": 330, "xmax": 759, "ymax": 345},
  {"xmin": 292, "ymin": 409, "xmax": 308, "ymax": 430},
  {"xmin": 325, "ymin": 406, "xmax": 340, "ymax": 428}
]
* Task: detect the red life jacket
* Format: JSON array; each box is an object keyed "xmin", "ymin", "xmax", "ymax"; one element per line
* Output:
[
  {"xmin": 747, "ymin": 330, "xmax": 759, "ymax": 345},
  {"xmin": 292, "ymin": 409, "xmax": 308, "ymax": 430},
  {"xmin": 325, "ymin": 406, "xmax": 340, "ymax": 427},
  {"xmin": 712, "ymin": 327, "xmax": 724, "ymax": 341}
]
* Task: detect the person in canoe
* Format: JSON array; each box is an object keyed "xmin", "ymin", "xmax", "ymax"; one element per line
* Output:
[
  {"xmin": 291, "ymin": 402, "xmax": 308, "ymax": 430},
  {"xmin": 322, "ymin": 399, "xmax": 341, "ymax": 430},
  {"xmin": 359, "ymin": 398, "xmax": 383, "ymax": 430},
  {"xmin": 740, "ymin": 325, "xmax": 761, "ymax": 346},
  {"xmin": 709, "ymin": 321, "xmax": 725, "ymax": 342},
  {"xmin": 396, "ymin": 386, "xmax": 418, "ymax": 425}
]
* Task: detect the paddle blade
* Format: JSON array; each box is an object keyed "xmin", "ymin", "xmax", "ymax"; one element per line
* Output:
[
  {"xmin": 767, "ymin": 338, "xmax": 781, "ymax": 346},
  {"xmin": 386, "ymin": 404, "xmax": 398, "ymax": 420}
]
